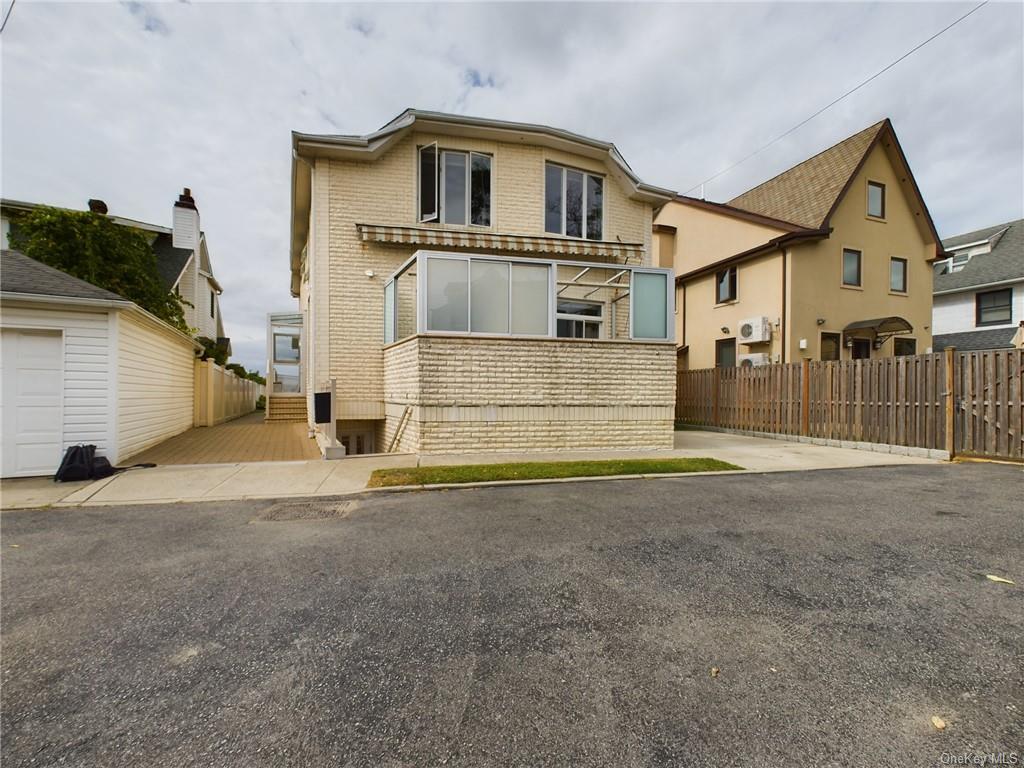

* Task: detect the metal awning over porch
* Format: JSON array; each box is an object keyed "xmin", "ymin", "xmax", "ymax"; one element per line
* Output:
[
  {"xmin": 843, "ymin": 316, "xmax": 913, "ymax": 347},
  {"xmin": 357, "ymin": 223, "xmax": 646, "ymax": 261}
]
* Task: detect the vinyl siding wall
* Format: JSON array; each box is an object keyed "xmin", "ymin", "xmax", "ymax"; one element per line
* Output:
[
  {"xmin": 116, "ymin": 310, "xmax": 195, "ymax": 460},
  {"xmin": 933, "ymin": 284, "xmax": 1022, "ymax": 335},
  {"xmin": 0, "ymin": 302, "xmax": 114, "ymax": 457}
]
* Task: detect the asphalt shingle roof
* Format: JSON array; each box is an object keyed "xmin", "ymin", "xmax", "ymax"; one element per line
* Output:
[
  {"xmin": 933, "ymin": 328, "xmax": 1019, "ymax": 351},
  {"xmin": 152, "ymin": 233, "xmax": 194, "ymax": 290},
  {"xmin": 726, "ymin": 121, "xmax": 887, "ymax": 230},
  {"xmin": 1, "ymin": 249, "xmax": 127, "ymax": 302},
  {"xmin": 934, "ymin": 219, "xmax": 1023, "ymax": 292}
]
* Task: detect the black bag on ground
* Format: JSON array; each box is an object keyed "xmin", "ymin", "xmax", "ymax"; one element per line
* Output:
[
  {"xmin": 54, "ymin": 445, "xmax": 156, "ymax": 482},
  {"xmin": 54, "ymin": 445, "xmax": 95, "ymax": 482}
]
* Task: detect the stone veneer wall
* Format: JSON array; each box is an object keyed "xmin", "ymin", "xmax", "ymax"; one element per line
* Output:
[{"xmin": 383, "ymin": 335, "xmax": 676, "ymax": 454}]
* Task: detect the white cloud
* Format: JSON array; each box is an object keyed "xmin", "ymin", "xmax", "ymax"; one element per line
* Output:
[{"xmin": 3, "ymin": 1, "xmax": 1021, "ymax": 371}]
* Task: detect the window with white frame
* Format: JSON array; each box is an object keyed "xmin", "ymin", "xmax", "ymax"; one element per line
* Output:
[
  {"xmin": 544, "ymin": 163, "xmax": 603, "ymax": 240},
  {"xmin": 384, "ymin": 253, "xmax": 672, "ymax": 343},
  {"xmin": 417, "ymin": 145, "xmax": 491, "ymax": 226},
  {"xmin": 556, "ymin": 299, "xmax": 602, "ymax": 339}
]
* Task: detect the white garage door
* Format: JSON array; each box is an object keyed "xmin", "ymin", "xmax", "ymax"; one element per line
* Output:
[{"xmin": 1, "ymin": 329, "xmax": 64, "ymax": 478}]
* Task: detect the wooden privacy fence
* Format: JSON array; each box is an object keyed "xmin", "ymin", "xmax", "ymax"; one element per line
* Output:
[
  {"xmin": 676, "ymin": 348, "xmax": 1024, "ymax": 460},
  {"xmin": 194, "ymin": 359, "xmax": 264, "ymax": 427}
]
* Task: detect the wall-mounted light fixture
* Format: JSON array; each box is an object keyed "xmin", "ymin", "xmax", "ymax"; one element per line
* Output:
[
  {"xmin": 816, "ymin": 318, "xmax": 826, "ymax": 325},
  {"xmin": 365, "ymin": 269, "xmax": 376, "ymax": 278},
  {"xmin": 720, "ymin": 326, "xmax": 730, "ymax": 334}
]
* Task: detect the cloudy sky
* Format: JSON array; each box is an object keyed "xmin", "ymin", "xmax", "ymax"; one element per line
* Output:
[{"xmin": 3, "ymin": 1, "xmax": 1021, "ymax": 372}]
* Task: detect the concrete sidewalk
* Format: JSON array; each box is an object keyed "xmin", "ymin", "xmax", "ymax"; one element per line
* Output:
[{"xmin": 0, "ymin": 430, "xmax": 940, "ymax": 510}]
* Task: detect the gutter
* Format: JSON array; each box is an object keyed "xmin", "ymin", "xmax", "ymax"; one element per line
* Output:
[{"xmin": 675, "ymin": 228, "xmax": 828, "ymax": 284}]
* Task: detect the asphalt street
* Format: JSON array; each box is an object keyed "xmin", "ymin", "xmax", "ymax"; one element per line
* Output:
[{"xmin": 2, "ymin": 463, "xmax": 1022, "ymax": 767}]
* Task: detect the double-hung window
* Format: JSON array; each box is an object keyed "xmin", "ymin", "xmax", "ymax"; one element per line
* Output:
[
  {"xmin": 976, "ymin": 288, "xmax": 1012, "ymax": 327},
  {"xmin": 544, "ymin": 163, "xmax": 603, "ymax": 240},
  {"xmin": 418, "ymin": 144, "xmax": 491, "ymax": 226}
]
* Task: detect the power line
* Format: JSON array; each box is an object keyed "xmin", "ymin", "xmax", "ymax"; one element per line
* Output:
[
  {"xmin": 684, "ymin": 1, "xmax": 990, "ymax": 195},
  {"xmin": 0, "ymin": 0, "xmax": 16, "ymax": 34}
]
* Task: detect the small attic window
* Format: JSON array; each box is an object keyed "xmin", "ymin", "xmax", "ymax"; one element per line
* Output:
[{"xmin": 867, "ymin": 181, "xmax": 885, "ymax": 218}]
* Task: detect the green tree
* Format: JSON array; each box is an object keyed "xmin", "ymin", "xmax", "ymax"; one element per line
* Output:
[{"xmin": 9, "ymin": 206, "xmax": 188, "ymax": 332}]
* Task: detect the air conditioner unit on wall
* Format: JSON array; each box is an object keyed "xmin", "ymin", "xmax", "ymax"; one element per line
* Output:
[
  {"xmin": 738, "ymin": 352, "xmax": 772, "ymax": 368},
  {"xmin": 739, "ymin": 316, "xmax": 772, "ymax": 345}
]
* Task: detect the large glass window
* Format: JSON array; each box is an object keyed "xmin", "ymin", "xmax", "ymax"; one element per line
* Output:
[
  {"xmin": 470, "ymin": 260, "xmax": 509, "ymax": 334},
  {"xmin": 426, "ymin": 257, "xmax": 469, "ymax": 332},
  {"xmin": 383, "ymin": 280, "xmax": 395, "ymax": 344},
  {"xmin": 976, "ymin": 288, "xmax": 1012, "ymax": 327},
  {"xmin": 419, "ymin": 147, "xmax": 490, "ymax": 226},
  {"xmin": 510, "ymin": 263, "xmax": 549, "ymax": 335},
  {"xmin": 842, "ymin": 248, "xmax": 862, "ymax": 287},
  {"xmin": 544, "ymin": 163, "xmax": 603, "ymax": 240},
  {"xmin": 273, "ymin": 333, "xmax": 300, "ymax": 363},
  {"xmin": 632, "ymin": 272, "xmax": 668, "ymax": 339}
]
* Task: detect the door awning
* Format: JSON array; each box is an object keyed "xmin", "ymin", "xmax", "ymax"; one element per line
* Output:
[{"xmin": 843, "ymin": 316, "xmax": 913, "ymax": 336}]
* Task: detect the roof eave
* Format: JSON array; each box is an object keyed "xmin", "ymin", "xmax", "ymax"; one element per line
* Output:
[{"xmin": 675, "ymin": 228, "xmax": 829, "ymax": 284}]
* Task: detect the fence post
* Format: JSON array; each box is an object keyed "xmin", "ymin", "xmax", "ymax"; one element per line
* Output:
[
  {"xmin": 944, "ymin": 346, "xmax": 956, "ymax": 459},
  {"xmin": 801, "ymin": 358, "xmax": 810, "ymax": 436},
  {"xmin": 712, "ymin": 367, "xmax": 720, "ymax": 427}
]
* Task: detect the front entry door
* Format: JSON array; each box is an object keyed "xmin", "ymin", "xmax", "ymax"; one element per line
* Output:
[{"xmin": 851, "ymin": 338, "xmax": 871, "ymax": 360}]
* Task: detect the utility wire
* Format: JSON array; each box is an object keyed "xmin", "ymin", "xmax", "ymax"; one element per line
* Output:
[
  {"xmin": 0, "ymin": 0, "xmax": 16, "ymax": 34},
  {"xmin": 684, "ymin": 1, "xmax": 990, "ymax": 195}
]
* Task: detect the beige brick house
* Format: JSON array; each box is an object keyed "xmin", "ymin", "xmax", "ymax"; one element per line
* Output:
[
  {"xmin": 654, "ymin": 119, "xmax": 944, "ymax": 369},
  {"xmin": 289, "ymin": 110, "xmax": 677, "ymax": 455}
]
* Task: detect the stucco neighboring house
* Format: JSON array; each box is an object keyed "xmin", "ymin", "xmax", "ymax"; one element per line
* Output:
[
  {"xmin": 654, "ymin": 119, "xmax": 944, "ymax": 369},
  {"xmin": 932, "ymin": 219, "xmax": 1023, "ymax": 351},
  {"xmin": 1, "ymin": 189, "xmax": 228, "ymax": 350},
  {"xmin": 289, "ymin": 109, "xmax": 677, "ymax": 456},
  {"xmin": 0, "ymin": 249, "xmax": 199, "ymax": 477}
]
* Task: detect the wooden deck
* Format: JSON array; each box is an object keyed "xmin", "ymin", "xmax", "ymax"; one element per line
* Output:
[{"xmin": 127, "ymin": 411, "xmax": 320, "ymax": 465}]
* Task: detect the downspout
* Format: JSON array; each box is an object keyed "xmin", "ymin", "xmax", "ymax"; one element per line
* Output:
[{"xmin": 780, "ymin": 247, "xmax": 787, "ymax": 363}]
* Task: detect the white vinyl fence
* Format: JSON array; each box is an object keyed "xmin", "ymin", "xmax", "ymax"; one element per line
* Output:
[{"xmin": 193, "ymin": 359, "xmax": 264, "ymax": 427}]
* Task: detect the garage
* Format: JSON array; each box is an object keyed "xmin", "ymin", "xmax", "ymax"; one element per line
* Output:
[
  {"xmin": 1, "ymin": 329, "xmax": 64, "ymax": 477},
  {"xmin": 1, "ymin": 249, "xmax": 200, "ymax": 478}
]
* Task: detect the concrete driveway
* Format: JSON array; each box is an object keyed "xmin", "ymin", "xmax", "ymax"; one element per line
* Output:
[
  {"xmin": 2, "ymin": 463, "xmax": 1020, "ymax": 767},
  {"xmin": 1, "ymin": 429, "xmax": 938, "ymax": 508}
]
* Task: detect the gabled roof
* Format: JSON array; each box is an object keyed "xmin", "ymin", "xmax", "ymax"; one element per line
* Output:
[
  {"xmin": 935, "ymin": 219, "xmax": 1023, "ymax": 293},
  {"xmin": 727, "ymin": 121, "xmax": 886, "ymax": 230},
  {"xmin": 152, "ymin": 233, "xmax": 193, "ymax": 290},
  {"xmin": 724, "ymin": 119, "xmax": 941, "ymax": 248},
  {"xmin": 1, "ymin": 249, "xmax": 128, "ymax": 303}
]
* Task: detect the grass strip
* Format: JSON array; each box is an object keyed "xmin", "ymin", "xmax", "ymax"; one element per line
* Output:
[{"xmin": 367, "ymin": 457, "xmax": 742, "ymax": 488}]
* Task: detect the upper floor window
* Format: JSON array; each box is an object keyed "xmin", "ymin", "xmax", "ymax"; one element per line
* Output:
[
  {"xmin": 867, "ymin": 181, "xmax": 885, "ymax": 218},
  {"xmin": 890, "ymin": 257, "xmax": 907, "ymax": 293},
  {"xmin": 976, "ymin": 288, "xmax": 1012, "ymax": 327},
  {"xmin": 716, "ymin": 266, "xmax": 737, "ymax": 303},
  {"xmin": 544, "ymin": 163, "xmax": 603, "ymax": 240},
  {"xmin": 418, "ymin": 144, "xmax": 491, "ymax": 226},
  {"xmin": 842, "ymin": 248, "xmax": 862, "ymax": 287}
]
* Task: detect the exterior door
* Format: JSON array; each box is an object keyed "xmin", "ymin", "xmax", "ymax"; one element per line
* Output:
[
  {"xmin": 1, "ymin": 329, "xmax": 64, "ymax": 477},
  {"xmin": 851, "ymin": 339, "xmax": 871, "ymax": 360}
]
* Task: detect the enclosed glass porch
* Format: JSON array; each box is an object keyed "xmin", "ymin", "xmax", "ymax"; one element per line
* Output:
[{"xmin": 383, "ymin": 250, "xmax": 674, "ymax": 344}]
